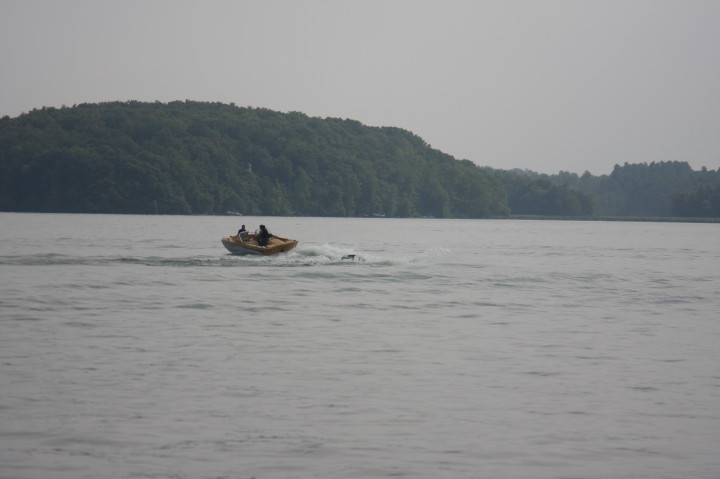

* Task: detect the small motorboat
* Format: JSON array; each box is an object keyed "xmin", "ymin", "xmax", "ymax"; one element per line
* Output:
[{"xmin": 221, "ymin": 233, "xmax": 298, "ymax": 256}]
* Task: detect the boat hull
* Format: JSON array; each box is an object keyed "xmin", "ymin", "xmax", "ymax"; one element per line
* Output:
[{"xmin": 221, "ymin": 235, "xmax": 298, "ymax": 256}]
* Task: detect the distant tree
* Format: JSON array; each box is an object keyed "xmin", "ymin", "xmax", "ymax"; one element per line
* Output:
[
  {"xmin": 671, "ymin": 184, "xmax": 720, "ymax": 217},
  {"xmin": 543, "ymin": 161, "xmax": 720, "ymax": 217},
  {"xmin": 485, "ymin": 168, "xmax": 594, "ymax": 216}
]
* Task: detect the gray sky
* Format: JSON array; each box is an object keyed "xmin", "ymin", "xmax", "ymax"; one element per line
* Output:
[{"xmin": 2, "ymin": 0, "xmax": 719, "ymax": 174}]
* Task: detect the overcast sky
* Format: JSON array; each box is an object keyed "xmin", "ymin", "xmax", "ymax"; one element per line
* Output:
[{"xmin": 2, "ymin": 0, "xmax": 719, "ymax": 174}]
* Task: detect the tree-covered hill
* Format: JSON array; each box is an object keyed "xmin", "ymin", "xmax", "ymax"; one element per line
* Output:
[
  {"xmin": 2, "ymin": 101, "xmax": 717, "ymax": 219},
  {"xmin": 0, "ymin": 101, "xmax": 509, "ymax": 217}
]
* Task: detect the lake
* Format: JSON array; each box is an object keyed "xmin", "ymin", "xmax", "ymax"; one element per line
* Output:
[{"xmin": 1, "ymin": 213, "xmax": 719, "ymax": 479}]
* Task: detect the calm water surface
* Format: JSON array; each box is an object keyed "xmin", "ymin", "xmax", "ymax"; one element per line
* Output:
[{"xmin": 1, "ymin": 213, "xmax": 719, "ymax": 479}]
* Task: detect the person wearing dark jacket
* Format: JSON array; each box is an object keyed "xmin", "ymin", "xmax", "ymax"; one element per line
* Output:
[
  {"xmin": 236, "ymin": 225, "xmax": 248, "ymax": 241},
  {"xmin": 257, "ymin": 224, "xmax": 272, "ymax": 246}
]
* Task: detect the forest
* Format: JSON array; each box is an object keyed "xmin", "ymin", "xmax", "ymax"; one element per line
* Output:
[
  {"xmin": 0, "ymin": 101, "xmax": 508, "ymax": 218},
  {"xmin": 543, "ymin": 162, "xmax": 720, "ymax": 217},
  {"xmin": 1, "ymin": 101, "xmax": 719, "ymax": 218}
]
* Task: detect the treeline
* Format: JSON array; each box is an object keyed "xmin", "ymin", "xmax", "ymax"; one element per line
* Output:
[
  {"xmin": 484, "ymin": 161, "xmax": 720, "ymax": 218},
  {"xmin": 671, "ymin": 184, "xmax": 720, "ymax": 218},
  {"xmin": 550, "ymin": 162, "xmax": 720, "ymax": 217},
  {"xmin": 485, "ymin": 169, "xmax": 595, "ymax": 216},
  {"xmin": 0, "ymin": 101, "xmax": 508, "ymax": 217},
  {"xmin": 1, "ymin": 101, "xmax": 718, "ymax": 219}
]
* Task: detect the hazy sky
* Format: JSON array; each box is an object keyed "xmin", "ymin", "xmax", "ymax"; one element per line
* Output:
[{"xmin": 2, "ymin": 0, "xmax": 719, "ymax": 174}]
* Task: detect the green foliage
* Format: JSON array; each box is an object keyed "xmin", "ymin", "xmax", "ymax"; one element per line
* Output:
[
  {"xmin": 671, "ymin": 183, "xmax": 720, "ymax": 217},
  {"xmin": 548, "ymin": 162, "xmax": 720, "ymax": 217},
  {"xmin": 7, "ymin": 102, "xmax": 713, "ymax": 219},
  {"xmin": 487, "ymin": 161, "xmax": 720, "ymax": 218},
  {"xmin": 486, "ymin": 168, "xmax": 595, "ymax": 216},
  {"xmin": 0, "ymin": 102, "xmax": 509, "ymax": 217}
]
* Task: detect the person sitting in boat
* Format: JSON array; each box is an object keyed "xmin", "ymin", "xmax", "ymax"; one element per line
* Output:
[
  {"xmin": 257, "ymin": 224, "xmax": 273, "ymax": 247},
  {"xmin": 236, "ymin": 225, "xmax": 248, "ymax": 241}
]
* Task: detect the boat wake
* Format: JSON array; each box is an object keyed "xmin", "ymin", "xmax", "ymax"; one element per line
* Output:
[
  {"xmin": 279, "ymin": 243, "xmax": 449, "ymax": 267},
  {"xmin": 0, "ymin": 245, "xmax": 449, "ymax": 268}
]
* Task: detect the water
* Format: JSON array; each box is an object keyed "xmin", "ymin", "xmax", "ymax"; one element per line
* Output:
[{"xmin": 1, "ymin": 213, "xmax": 719, "ymax": 479}]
